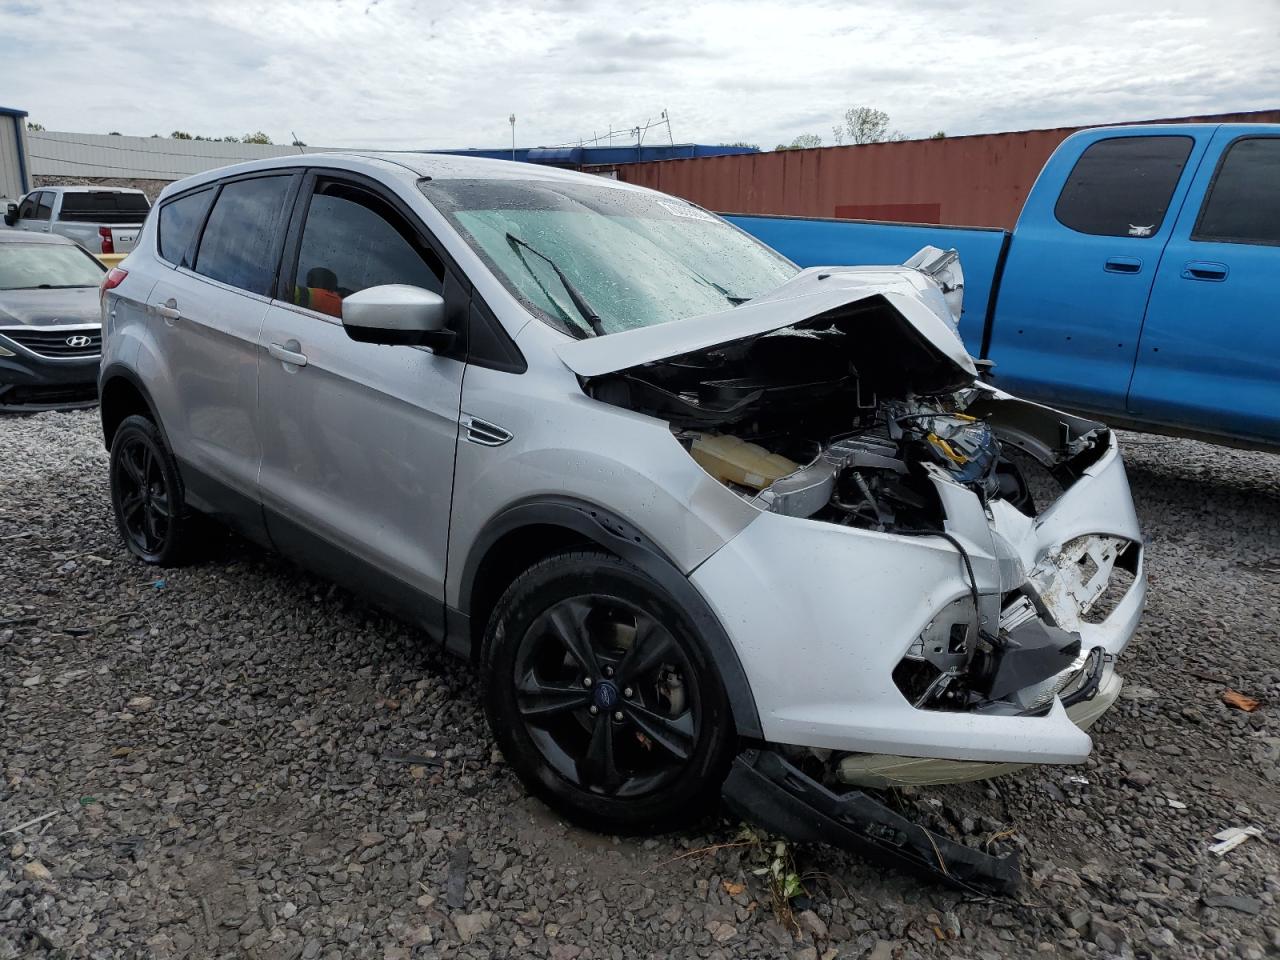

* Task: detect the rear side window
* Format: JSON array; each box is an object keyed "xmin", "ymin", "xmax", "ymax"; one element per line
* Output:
[
  {"xmin": 1193, "ymin": 137, "xmax": 1280, "ymax": 246},
  {"xmin": 57, "ymin": 191, "xmax": 150, "ymax": 224},
  {"xmin": 292, "ymin": 180, "xmax": 443, "ymax": 318},
  {"xmin": 194, "ymin": 176, "xmax": 293, "ymax": 296},
  {"xmin": 158, "ymin": 188, "xmax": 214, "ymax": 267},
  {"xmin": 34, "ymin": 193, "xmax": 53, "ymax": 220},
  {"xmin": 1054, "ymin": 136, "xmax": 1193, "ymax": 238}
]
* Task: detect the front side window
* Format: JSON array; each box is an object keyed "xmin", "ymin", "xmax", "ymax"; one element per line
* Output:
[
  {"xmin": 193, "ymin": 175, "xmax": 293, "ymax": 296},
  {"xmin": 1054, "ymin": 136, "xmax": 1193, "ymax": 238},
  {"xmin": 1193, "ymin": 137, "xmax": 1280, "ymax": 246},
  {"xmin": 16, "ymin": 195, "xmax": 37, "ymax": 219},
  {"xmin": 33, "ymin": 193, "xmax": 53, "ymax": 221},
  {"xmin": 420, "ymin": 178, "xmax": 797, "ymax": 337},
  {"xmin": 158, "ymin": 187, "xmax": 214, "ymax": 267},
  {"xmin": 0, "ymin": 242, "xmax": 106, "ymax": 290},
  {"xmin": 293, "ymin": 180, "xmax": 443, "ymax": 318}
]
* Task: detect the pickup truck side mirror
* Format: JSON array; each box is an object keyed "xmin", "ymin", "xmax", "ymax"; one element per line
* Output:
[
  {"xmin": 3, "ymin": 202, "xmax": 16, "ymax": 227},
  {"xmin": 341, "ymin": 284, "xmax": 454, "ymax": 350}
]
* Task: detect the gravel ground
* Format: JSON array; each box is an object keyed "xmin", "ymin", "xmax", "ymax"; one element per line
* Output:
[{"xmin": 2, "ymin": 409, "xmax": 1278, "ymax": 960}]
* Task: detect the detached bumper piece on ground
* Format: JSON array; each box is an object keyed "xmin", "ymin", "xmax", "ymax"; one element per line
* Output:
[{"xmin": 724, "ymin": 748, "xmax": 1022, "ymax": 895}]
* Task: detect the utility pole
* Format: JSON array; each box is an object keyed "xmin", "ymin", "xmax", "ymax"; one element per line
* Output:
[{"xmin": 509, "ymin": 114, "xmax": 516, "ymax": 160}]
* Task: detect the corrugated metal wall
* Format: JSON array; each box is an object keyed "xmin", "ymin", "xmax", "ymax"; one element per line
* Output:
[
  {"xmin": 606, "ymin": 110, "xmax": 1280, "ymax": 229},
  {"xmin": 0, "ymin": 115, "xmax": 28, "ymax": 200},
  {"xmin": 27, "ymin": 132, "xmax": 339, "ymax": 181}
]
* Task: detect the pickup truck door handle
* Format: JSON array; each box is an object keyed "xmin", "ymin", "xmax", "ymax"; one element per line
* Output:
[
  {"xmin": 1182, "ymin": 260, "xmax": 1228, "ymax": 282},
  {"xmin": 153, "ymin": 299, "xmax": 182, "ymax": 325},
  {"xmin": 1104, "ymin": 256, "xmax": 1143, "ymax": 274},
  {"xmin": 268, "ymin": 341, "xmax": 308, "ymax": 367}
]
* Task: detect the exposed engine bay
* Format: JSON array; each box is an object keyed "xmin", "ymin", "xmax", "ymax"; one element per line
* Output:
[{"xmin": 585, "ymin": 295, "xmax": 1109, "ymax": 534}]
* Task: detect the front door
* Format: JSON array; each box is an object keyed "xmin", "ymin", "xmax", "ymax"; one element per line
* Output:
[
  {"xmin": 257, "ymin": 173, "xmax": 465, "ymax": 626},
  {"xmin": 987, "ymin": 133, "xmax": 1205, "ymax": 413},
  {"xmin": 1127, "ymin": 132, "xmax": 1280, "ymax": 446},
  {"xmin": 15, "ymin": 191, "xmax": 51, "ymax": 233}
]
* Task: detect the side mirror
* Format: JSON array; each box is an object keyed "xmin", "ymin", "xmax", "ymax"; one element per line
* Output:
[
  {"xmin": 3, "ymin": 202, "xmax": 16, "ymax": 227},
  {"xmin": 341, "ymin": 284, "xmax": 453, "ymax": 349}
]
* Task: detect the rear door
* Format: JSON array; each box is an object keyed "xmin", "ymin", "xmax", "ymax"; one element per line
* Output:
[
  {"xmin": 1127, "ymin": 131, "xmax": 1280, "ymax": 445},
  {"xmin": 987, "ymin": 131, "xmax": 1206, "ymax": 413},
  {"xmin": 144, "ymin": 172, "xmax": 299, "ymax": 522},
  {"xmin": 257, "ymin": 171, "xmax": 466, "ymax": 623}
]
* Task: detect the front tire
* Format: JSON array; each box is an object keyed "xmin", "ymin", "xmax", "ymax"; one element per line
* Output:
[
  {"xmin": 483, "ymin": 550, "xmax": 737, "ymax": 835},
  {"xmin": 108, "ymin": 414, "xmax": 195, "ymax": 566}
]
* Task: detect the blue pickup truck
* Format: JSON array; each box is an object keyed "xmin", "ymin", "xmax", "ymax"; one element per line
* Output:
[{"xmin": 730, "ymin": 123, "xmax": 1280, "ymax": 450}]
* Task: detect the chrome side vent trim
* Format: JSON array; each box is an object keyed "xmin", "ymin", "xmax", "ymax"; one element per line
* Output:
[{"xmin": 462, "ymin": 414, "xmax": 513, "ymax": 447}]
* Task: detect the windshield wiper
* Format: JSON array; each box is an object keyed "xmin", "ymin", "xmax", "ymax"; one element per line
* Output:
[
  {"xmin": 687, "ymin": 269, "xmax": 751, "ymax": 306},
  {"xmin": 505, "ymin": 233, "xmax": 606, "ymax": 337}
]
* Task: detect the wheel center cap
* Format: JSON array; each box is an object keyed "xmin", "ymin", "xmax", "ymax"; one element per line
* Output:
[{"xmin": 592, "ymin": 680, "xmax": 619, "ymax": 711}]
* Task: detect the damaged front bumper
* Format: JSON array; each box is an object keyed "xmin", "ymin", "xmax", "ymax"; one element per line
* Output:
[{"xmin": 692, "ymin": 392, "xmax": 1146, "ymax": 768}]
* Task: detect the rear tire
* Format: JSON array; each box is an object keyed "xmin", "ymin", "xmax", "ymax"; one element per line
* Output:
[
  {"xmin": 108, "ymin": 414, "xmax": 197, "ymax": 566},
  {"xmin": 483, "ymin": 550, "xmax": 736, "ymax": 834}
]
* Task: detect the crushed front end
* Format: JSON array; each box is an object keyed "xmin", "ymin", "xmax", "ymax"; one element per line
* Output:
[{"xmin": 573, "ymin": 267, "xmax": 1147, "ymax": 891}]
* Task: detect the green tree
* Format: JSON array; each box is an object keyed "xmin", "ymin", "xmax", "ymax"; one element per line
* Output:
[
  {"xmin": 242, "ymin": 131, "xmax": 273, "ymax": 145},
  {"xmin": 837, "ymin": 106, "xmax": 905, "ymax": 145},
  {"xmin": 775, "ymin": 133, "xmax": 823, "ymax": 151},
  {"xmin": 26, "ymin": 121, "xmax": 45, "ymax": 132},
  {"xmin": 170, "ymin": 130, "xmax": 193, "ymax": 140},
  {"xmin": 930, "ymin": 130, "xmax": 947, "ymax": 139}
]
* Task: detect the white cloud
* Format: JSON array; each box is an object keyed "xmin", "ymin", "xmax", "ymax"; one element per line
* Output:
[{"xmin": 2, "ymin": 0, "xmax": 1276, "ymax": 149}]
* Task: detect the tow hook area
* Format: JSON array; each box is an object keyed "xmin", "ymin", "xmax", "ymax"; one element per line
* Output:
[{"xmin": 723, "ymin": 749, "xmax": 1022, "ymax": 895}]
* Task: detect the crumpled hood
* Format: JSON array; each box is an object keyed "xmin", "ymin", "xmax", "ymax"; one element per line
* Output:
[
  {"xmin": 556, "ymin": 266, "xmax": 976, "ymax": 382},
  {"xmin": 0, "ymin": 287, "xmax": 102, "ymax": 327}
]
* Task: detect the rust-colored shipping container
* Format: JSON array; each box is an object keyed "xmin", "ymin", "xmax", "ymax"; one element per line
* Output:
[{"xmin": 601, "ymin": 109, "xmax": 1280, "ymax": 229}]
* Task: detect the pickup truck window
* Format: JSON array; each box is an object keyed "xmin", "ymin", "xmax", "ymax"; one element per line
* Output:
[
  {"xmin": 1193, "ymin": 137, "xmax": 1280, "ymax": 247},
  {"xmin": 33, "ymin": 192, "xmax": 53, "ymax": 221},
  {"xmin": 158, "ymin": 187, "xmax": 214, "ymax": 267},
  {"xmin": 193, "ymin": 175, "xmax": 293, "ymax": 297},
  {"xmin": 58, "ymin": 191, "xmax": 151, "ymax": 224},
  {"xmin": 1054, "ymin": 136, "xmax": 1192, "ymax": 239}
]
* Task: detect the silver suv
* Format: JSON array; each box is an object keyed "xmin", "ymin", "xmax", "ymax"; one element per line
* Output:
[{"xmin": 100, "ymin": 154, "xmax": 1145, "ymax": 886}]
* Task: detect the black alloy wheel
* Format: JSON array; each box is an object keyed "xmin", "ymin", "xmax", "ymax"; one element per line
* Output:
[
  {"xmin": 514, "ymin": 595, "xmax": 700, "ymax": 798},
  {"xmin": 484, "ymin": 551, "xmax": 736, "ymax": 834},
  {"xmin": 109, "ymin": 414, "xmax": 193, "ymax": 566}
]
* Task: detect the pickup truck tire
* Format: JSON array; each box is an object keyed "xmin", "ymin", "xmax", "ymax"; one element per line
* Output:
[
  {"xmin": 482, "ymin": 550, "xmax": 736, "ymax": 834},
  {"xmin": 108, "ymin": 414, "xmax": 198, "ymax": 567}
]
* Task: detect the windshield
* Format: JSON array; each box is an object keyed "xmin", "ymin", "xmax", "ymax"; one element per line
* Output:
[
  {"xmin": 420, "ymin": 178, "xmax": 798, "ymax": 336},
  {"xmin": 0, "ymin": 243, "xmax": 106, "ymax": 290}
]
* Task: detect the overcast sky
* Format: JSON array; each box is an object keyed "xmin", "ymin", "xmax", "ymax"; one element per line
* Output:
[{"xmin": 3, "ymin": 0, "xmax": 1277, "ymax": 149}]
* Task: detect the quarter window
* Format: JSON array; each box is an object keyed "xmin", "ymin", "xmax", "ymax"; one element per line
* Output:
[
  {"xmin": 292, "ymin": 180, "xmax": 443, "ymax": 318},
  {"xmin": 1054, "ymin": 136, "xmax": 1192, "ymax": 238},
  {"xmin": 33, "ymin": 192, "xmax": 54, "ymax": 220},
  {"xmin": 193, "ymin": 175, "xmax": 294, "ymax": 296},
  {"xmin": 1193, "ymin": 137, "xmax": 1280, "ymax": 246},
  {"xmin": 158, "ymin": 187, "xmax": 214, "ymax": 267}
]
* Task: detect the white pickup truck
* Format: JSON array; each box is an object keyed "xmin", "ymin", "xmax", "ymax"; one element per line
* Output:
[{"xmin": 3, "ymin": 186, "xmax": 151, "ymax": 259}]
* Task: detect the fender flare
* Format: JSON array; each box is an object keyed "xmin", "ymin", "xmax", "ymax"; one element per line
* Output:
[
  {"xmin": 456, "ymin": 496, "xmax": 763, "ymax": 739},
  {"xmin": 98, "ymin": 362, "xmax": 170, "ymax": 450}
]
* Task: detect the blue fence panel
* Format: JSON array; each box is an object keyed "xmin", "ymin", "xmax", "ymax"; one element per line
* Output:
[{"xmin": 727, "ymin": 215, "xmax": 1009, "ymax": 356}]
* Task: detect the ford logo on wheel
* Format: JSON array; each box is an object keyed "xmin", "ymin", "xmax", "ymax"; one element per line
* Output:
[{"xmin": 66, "ymin": 335, "xmax": 92, "ymax": 348}]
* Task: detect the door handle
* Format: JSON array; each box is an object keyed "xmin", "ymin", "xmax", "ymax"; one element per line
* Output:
[
  {"xmin": 1104, "ymin": 257, "xmax": 1143, "ymax": 274},
  {"xmin": 153, "ymin": 299, "xmax": 181, "ymax": 325},
  {"xmin": 1182, "ymin": 260, "xmax": 1228, "ymax": 282},
  {"xmin": 268, "ymin": 341, "xmax": 308, "ymax": 367}
]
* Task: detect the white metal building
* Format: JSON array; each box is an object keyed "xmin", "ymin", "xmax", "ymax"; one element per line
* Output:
[{"xmin": 0, "ymin": 106, "xmax": 32, "ymax": 201}]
